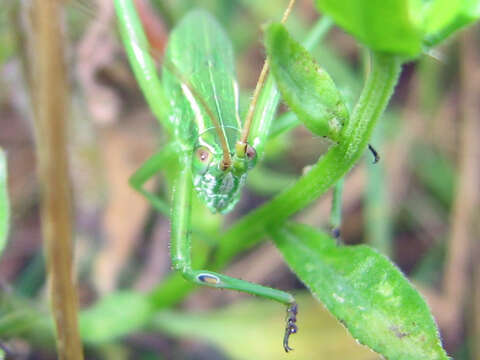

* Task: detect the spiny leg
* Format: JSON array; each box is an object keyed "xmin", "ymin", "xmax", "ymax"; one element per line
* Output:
[
  {"xmin": 172, "ymin": 153, "xmax": 298, "ymax": 351},
  {"xmin": 284, "ymin": 302, "xmax": 298, "ymax": 352},
  {"xmin": 129, "ymin": 142, "xmax": 178, "ymax": 216}
]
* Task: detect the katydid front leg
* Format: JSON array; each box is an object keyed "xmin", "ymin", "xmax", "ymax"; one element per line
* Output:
[
  {"xmin": 171, "ymin": 152, "xmax": 298, "ymax": 351},
  {"xmin": 130, "ymin": 145, "xmax": 298, "ymax": 350}
]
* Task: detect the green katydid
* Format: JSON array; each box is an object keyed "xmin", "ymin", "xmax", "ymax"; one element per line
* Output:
[{"xmin": 114, "ymin": 0, "xmax": 347, "ymax": 351}]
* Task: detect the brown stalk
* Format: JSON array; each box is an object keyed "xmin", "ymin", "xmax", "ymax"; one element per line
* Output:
[
  {"xmin": 239, "ymin": 0, "xmax": 297, "ymax": 148},
  {"xmin": 474, "ymin": 220, "xmax": 480, "ymax": 359},
  {"xmin": 31, "ymin": 0, "xmax": 84, "ymax": 358},
  {"xmin": 441, "ymin": 25, "xmax": 480, "ymax": 343}
]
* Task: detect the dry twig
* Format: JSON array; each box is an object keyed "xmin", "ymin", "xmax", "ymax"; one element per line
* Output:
[{"xmin": 31, "ymin": 0, "xmax": 84, "ymax": 358}]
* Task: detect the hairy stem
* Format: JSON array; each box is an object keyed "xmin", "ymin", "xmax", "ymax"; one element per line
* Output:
[
  {"xmin": 214, "ymin": 51, "xmax": 402, "ymax": 267},
  {"xmin": 330, "ymin": 178, "xmax": 344, "ymax": 237}
]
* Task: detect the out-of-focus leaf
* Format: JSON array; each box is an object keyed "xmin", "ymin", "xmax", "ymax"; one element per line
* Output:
[
  {"xmin": 424, "ymin": 0, "xmax": 465, "ymax": 33},
  {"xmin": 0, "ymin": 293, "xmax": 54, "ymax": 346},
  {"xmin": 315, "ymin": 0, "xmax": 424, "ymax": 55},
  {"xmin": 265, "ymin": 23, "xmax": 349, "ymax": 142},
  {"xmin": 80, "ymin": 292, "xmax": 153, "ymax": 344},
  {"xmin": 0, "ymin": 148, "xmax": 9, "ymax": 256},
  {"xmin": 424, "ymin": 0, "xmax": 480, "ymax": 46},
  {"xmin": 315, "ymin": 0, "xmax": 480, "ymax": 53},
  {"xmin": 271, "ymin": 223, "xmax": 448, "ymax": 360},
  {"xmin": 409, "ymin": 143, "xmax": 455, "ymax": 208},
  {"xmin": 152, "ymin": 294, "xmax": 380, "ymax": 360}
]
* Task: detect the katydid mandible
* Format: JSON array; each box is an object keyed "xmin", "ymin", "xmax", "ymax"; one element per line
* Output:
[{"xmin": 114, "ymin": 0, "xmax": 300, "ymax": 351}]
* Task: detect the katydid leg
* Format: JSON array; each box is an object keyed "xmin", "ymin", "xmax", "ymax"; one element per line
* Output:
[
  {"xmin": 171, "ymin": 153, "xmax": 298, "ymax": 351},
  {"xmin": 368, "ymin": 144, "xmax": 380, "ymax": 163},
  {"xmin": 129, "ymin": 142, "xmax": 178, "ymax": 216}
]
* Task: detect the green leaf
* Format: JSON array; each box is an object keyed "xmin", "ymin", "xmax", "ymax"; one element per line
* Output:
[
  {"xmin": 423, "ymin": 0, "xmax": 480, "ymax": 46},
  {"xmin": 265, "ymin": 23, "xmax": 349, "ymax": 142},
  {"xmin": 152, "ymin": 294, "xmax": 381, "ymax": 360},
  {"xmin": 271, "ymin": 223, "xmax": 449, "ymax": 360},
  {"xmin": 424, "ymin": 0, "xmax": 465, "ymax": 33},
  {"xmin": 0, "ymin": 148, "xmax": 9, "ymax": 256},
  {"xmin": 80, "ymin": 292, "xmax": 154, "ymax": 344},
  {"xmin": 315, "ymin": 0, "xmax": 424, "ymax": 55}
]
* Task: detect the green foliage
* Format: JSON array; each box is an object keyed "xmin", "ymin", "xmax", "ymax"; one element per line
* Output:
[
  {"xmin": 315, "ymin": 0, "xmax": 480, "ymax": 55},
  {"xmin": 0, "ymin": 148, "xmax": 9, "ymax": 256},
  {"xmin": 409, "ymin": 143, "xmax": 456, "ymax": 208},
  {"xmin": 271, "ymin": 223, "xmax": 448, "ymax": 360},
  {"xmin": 80, "ymin": 292, "xmax": 153, "ymax": 344},
  {"xmin": 315, "ymin": 0, "xmax": 424, "ymax": 55},
  {"xmin": 265, "ymin": 23, "xmax": 349, "ymax": 142},
  {"xmin": 5, "ymin": 1, "xmax": 476, "ymax": 356},
  {"xmin": 424, "ymin": 0, "xmax": 480, "ymax": 45},
  {"xmin": 152, "ymin": 294, "xmax": 380, "ymax": 360}
]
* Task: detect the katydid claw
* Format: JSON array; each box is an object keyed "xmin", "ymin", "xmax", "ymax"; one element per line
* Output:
[
  {"xmin": 368, "ymin": 144, "xmax": 380, "ymax": 164},
  {"xmin": 283, "ymin": 302, "xmax": 298, "ymax": 352}
]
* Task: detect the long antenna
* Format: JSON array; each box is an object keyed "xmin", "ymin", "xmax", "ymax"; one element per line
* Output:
[
  {"xmin": 238, "ymin": 0, "xmax": 296, "ymax": 152},
  {"xmin": 165, "ymin": 60, "xmax": 232, "ymax": 169}
]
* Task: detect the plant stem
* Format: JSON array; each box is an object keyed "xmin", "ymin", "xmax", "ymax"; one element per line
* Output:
[
  {"xmin": 442, "ymin": 25, "xmax": 480, "ymax": 343},
  {"xmin": 31, "ymin": 0, "xmax": 84, "ymax": 358},
  {"xmin": 214, "ymin": 51, "xmax": 402, "ymax": 267},
  {"xmin": 330, "ymin": 178, "xmax": 344, "ymax": 236},
  {"xmin": 150, "ymin": 51, "xmax": 402, "ymax": 306}
]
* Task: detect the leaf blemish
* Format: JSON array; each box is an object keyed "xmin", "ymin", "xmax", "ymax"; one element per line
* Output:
[{"xmin": 389, "ymin": 325, "xmax": 409, "ymax": 339}]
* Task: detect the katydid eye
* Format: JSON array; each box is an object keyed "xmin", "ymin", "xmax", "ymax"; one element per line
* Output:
[
  {"xmin": 196, "ymin": 147, "xmax": 212, "ymax": 163},
  {"xmin": 246, "ymin": 145, "xmax": 256, "ymax": 160}
]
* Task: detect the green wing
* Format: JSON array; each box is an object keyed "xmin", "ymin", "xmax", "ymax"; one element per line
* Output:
[{"xmin": 163, "ymin": 10, "xmax": 241, "ymax": 152}]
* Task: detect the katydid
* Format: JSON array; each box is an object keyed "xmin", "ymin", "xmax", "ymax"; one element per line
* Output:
[{"xmin": 113, "ymin": 0, "xmax": 318, "ymax": 351}]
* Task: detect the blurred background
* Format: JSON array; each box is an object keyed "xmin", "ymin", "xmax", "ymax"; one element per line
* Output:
[{"xmin": 0, "ymin": 0, "xmax": 479, "ymax": 359}]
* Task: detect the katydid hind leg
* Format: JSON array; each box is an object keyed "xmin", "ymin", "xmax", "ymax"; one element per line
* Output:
[{"xmin": 171, "ymin": 154, "xmax": 298, "ymax": 350}]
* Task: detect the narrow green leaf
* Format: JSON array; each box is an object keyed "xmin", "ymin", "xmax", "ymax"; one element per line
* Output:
[
  {"xmin": 423, "ymin": 0, "xmax": 480, "ymax": 46},
  {"xmin": 0, "ymin": 148, "xmax": 9, "ymax": 256},
  {"xmin": 424, "ymin": 0, "xmax": 464, "ymax": 33},
  {"xmin": 315, "ymin": 0, "xmax": 424, "ymax": 55},
  {"xmin": 79, "ymin": 292, "xmax": 153, "ymax": 344},
  {"xmin": 265, "ymin": 23, "xmax": 349, "ymax": 142},
  {"xmin": 271, "ymin": 223, "xmax": 448, "ymax": 360},
  {"xmin": 152, "ymin": 294, "xmax": 380, "ymax": 360}
]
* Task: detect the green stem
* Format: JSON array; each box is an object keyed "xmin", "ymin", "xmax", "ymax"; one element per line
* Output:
[
  {"xmin": 114, "ymin": 0, "xmax": 172, "ymax": 134},
  {"xmin": 214, "ymin": 51, "xmax": 402, "ymax": 267},
  {"xmin": 330, "ymin": 178, "xmax": 344, "ymax": 236},
  {"xmin": 148, "ymin": 52, "xmax": 401, "ymax": 309},
  {"xmin": 247, "ymin": 165, "xmax": 297, "ymax": 195}
]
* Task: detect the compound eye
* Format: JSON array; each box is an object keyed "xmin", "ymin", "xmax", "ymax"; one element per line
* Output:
[
  {"xmin": 246, "ymin": 145, "xmax": 256, "ymax": 160},
  {"xmin": 193, "ymin": 146, "xmax": 213, "ymax": 174},
  {"xmin": 196, "ymin": 146, "xmax": 212, "ymax": 163}
]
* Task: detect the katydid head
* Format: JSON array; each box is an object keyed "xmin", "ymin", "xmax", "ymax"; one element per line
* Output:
[{"xmin": 192, "ymin": 133, "xmax": 257, "ymax": 214}]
